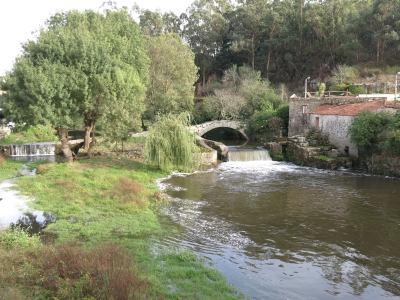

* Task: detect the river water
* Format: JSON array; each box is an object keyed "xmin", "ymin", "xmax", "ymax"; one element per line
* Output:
[{"xmin": 158, "ymin": 148, "xmax": 400, "ymax": 299}]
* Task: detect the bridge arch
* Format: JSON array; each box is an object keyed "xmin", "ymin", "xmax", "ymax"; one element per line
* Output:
[{"xmin": 189, "ymin": 120, "xmax": 249, "ymax": 140}]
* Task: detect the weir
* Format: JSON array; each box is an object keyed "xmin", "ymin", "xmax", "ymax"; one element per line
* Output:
[
  {"xmin": 9, "ymin": 142, "xmax": 56, "ymax": 156},
  {"xmin": 227, "ymin": 147, "xmax": 272, "ymax": 162}
]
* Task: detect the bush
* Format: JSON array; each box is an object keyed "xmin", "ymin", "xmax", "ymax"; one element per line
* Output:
[
  {"xmin": 348, "ymin": 111, "xmax": 392, "ymax": 152},
  {"xmin": 334, "ymin": 83, "xmax": 348, "ymax": 91},
  {"xmin": 276, "ymin": 104, "xmax": 289, "ymax": 131},
  {"xmin": 329, "ymin": 64, "xmax": 358, "ymax": 87},
  {"xmin": 23, "ymin": 124, "xmax": 58, "ymax": 142},
  {"xmin": 348, "ymin": 85, "xmax": 366, "ymax": 95},
  {"xmin": 0, "ymin": 226, "xmax": 41, "ymax": 250},
  {"xmin": 251, "ymin": 110, "xmax": 276, "ymax": 133}
]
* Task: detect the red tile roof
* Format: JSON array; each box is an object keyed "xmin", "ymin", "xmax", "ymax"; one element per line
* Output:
[{"xmin": 310, "ymin": 100, "xmax": 387, "ymax": 116}]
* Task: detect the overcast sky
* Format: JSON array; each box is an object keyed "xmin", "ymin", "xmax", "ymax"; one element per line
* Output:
[{"xmin": 0, "ymin": 0, "xmax": 194, "ymax": 76}]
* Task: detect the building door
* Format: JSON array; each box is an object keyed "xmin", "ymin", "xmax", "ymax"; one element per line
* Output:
[{"xmin": 315, "ymin": 117, "xmax": 319, "ymax": 130}]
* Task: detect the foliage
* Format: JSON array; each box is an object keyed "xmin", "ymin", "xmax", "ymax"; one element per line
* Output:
[
  {"xmin": 144, "ymin": 113, "xmax": 201, "ymax": 171},
  {"xmin": 22, "ymin": 124, "xmax": 58, "ymax": 142},
  {"xmin": 202, "ymin": 65, "xmax": 281, "ymax": 120},
  {"xmin": 348, "ymin": 110, "xmax": 392, "ymax": 152},
  {"xmin": 251, "ymin": 110, "xmax": 276, "ymax": 133},
  {"xmin": 131, "ymin": 0, "xmax": 400, "ymax": 86},
  {"xmin": 276, "ymin": 105, "xmax": 289, "ymax": 125},
  {"xmin": 2, "ymin": 9, "xmax": 149, "ymax": 159},
  {"xmin": 202, "ymin": 89, "xmax": 249, "ymax": 120},
  {"xmin": 329, "ymin": 64, "xmax": 359, "ymax": 87},
  {"xmin": 267, "ymin": 116, "xmax": 285, "ymax": 130},
  {"xmin": 144, "ymin": 33, "xmax": 198, "ymax": 120},
  {"xmin": 381, "ymin": 111, "xmax": 400, "ymax": 155},
  {"xmin": 348, "ymin": 84, "xmax": 367, "ymax": 95},
  {"xmin": 0, "ymin": 226, "xmax": 41, "ymax": 250},
  {"xmin": 315, "ymin": 82, "xmax": 326, "ymax": 97}
]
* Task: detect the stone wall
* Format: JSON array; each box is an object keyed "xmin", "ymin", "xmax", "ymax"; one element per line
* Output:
[
  {"xmin": 364, "ymin": 154, "xmax": 400, "ymax": 177},
  {"xmin": 288, "ymin": 96, "xmax": 389, "ymax": 137},
  {"xmin": 201, "ymin": 150, "xmax": 218, "ymax": 166},
  {"xmin": 189, "ymin": 120, "xmax": 248, "ymax": 139},
  {"xmin": 308, "ymin": 114, "xmax": 358, "ymax": 156}
]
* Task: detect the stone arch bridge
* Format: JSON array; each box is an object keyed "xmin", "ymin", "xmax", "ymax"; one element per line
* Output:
[{"xmin": 189, "ymin": 120, "xmax": 248, "ymax": 139}]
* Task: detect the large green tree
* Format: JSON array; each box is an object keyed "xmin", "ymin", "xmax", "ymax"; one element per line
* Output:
[
  {"xmin": 2, "ymin": 9, "xmax": 149, "ymax": 161},
  {"xmin": 144, "ymin": 33, "xmax": 198, "ymax": 120},
  {"xmin": 182, "ymin": 0, "xmax": 232, "ymax": 93}
]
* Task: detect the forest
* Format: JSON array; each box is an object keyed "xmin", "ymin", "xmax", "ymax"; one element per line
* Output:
[{"xmin": 133, "ymin": 0, "xmax": 400, "ymax": 90}]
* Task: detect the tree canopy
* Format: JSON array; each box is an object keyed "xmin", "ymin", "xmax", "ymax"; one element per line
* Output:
[
  {"xmin": 144, "ymin": 33, "xmax": 198, "ymax": 120},
  {"xmin": 1, "ymin": 9, "xmax": 149, "ymax": 161},
  {"xmin": 134, "ymin": 0, "xmax": 400, "ymax": 88}
]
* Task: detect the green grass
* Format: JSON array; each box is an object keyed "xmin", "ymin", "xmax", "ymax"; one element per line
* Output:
[
  {"xmin": 0, "ymin": 157, "xmax": 26, "ymax": 181},
  {"xmin": 1, "ymin": 156, "xmax": 244, "ymax": 299}
]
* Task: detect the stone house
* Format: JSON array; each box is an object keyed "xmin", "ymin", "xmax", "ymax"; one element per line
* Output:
[{"xmin": 289, "ymin": 97, "xmax": 400, "ymax": 157}]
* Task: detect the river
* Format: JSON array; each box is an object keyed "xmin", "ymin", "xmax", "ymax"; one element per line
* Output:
[{"xmin": 157, "ymin": 147, "xmax": 400, "ymax": 299}]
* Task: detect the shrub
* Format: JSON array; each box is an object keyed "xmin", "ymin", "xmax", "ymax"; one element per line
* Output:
[
  {"xmin": 276, "ymin": 104, "xmax": 289, "ymax": 129},
  {"xmin": 0, "ymin": 226, "xmax": 41, "ymax": 250},
  {"xmin": 35, "ymin": 242, "xmax": 149, "ymax": 300},
  {"xmin": 348, "ymin": 111, "xmax": 392, "ymax": 152},
  {"xmin": 382, "ymin": 129, "xmax": 400, "ymax": 155},
  {"xmin": 348, "ymin": 85, "xmax": 366, "ymax": 95},
  {"xmin": 334, "ymin": 83, "xmax": 348, "ymax": 91},
  {"xmin": 23, "ymin": 124, "xmax": 58, "ymax": 142},
  {"xmin": 251, "ymin": 110, "xmax": 276, "ymax": 133},
  {"xmin": 315, "ymin": 82, "xmax": 326, "ymax": 97},
  {"xmin": 329, "ymin": 64, "xmax": 358, "ymax": 87}
]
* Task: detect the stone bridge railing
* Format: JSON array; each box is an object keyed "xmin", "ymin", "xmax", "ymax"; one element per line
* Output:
[{"xmin": 189, "ymin": 120, "xmax": 248, "ymax": 139}]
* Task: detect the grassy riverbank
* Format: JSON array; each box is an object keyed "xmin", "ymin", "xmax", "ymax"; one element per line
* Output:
[
  {"xmin": 0, "ymin": 156, "xmax": 243, "ymax": 299},
  {"xmin": 0, "ymin": 155, "xmax": 25, "ymax": 181}
]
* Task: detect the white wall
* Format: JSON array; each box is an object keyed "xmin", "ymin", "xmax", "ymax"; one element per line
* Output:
[{"xmin": 309, "ymin": 114, "xmax": 358, "ymax": 157}]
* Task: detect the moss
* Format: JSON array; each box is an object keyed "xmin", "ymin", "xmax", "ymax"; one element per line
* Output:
[{"xmin": 316, "ymin": 155, "xmax": 331, "ymax": 161}]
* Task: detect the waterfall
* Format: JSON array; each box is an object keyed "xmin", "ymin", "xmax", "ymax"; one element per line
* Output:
[
  {"xmin": 227, "ymin": 148, "xmax": 272, "ymax": 162},
  {"xmin": 9, "ymin": 142, "xmax": 56, "ymax": 156}
]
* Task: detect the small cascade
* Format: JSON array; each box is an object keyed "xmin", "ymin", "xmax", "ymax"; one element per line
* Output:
[
  {"xmin": 227, "ymin": 148, "xmax": 272, "ymax": 162},
  {"xmin": 9, "ymin": 142, "xmax": 56, "ymax": 156}
]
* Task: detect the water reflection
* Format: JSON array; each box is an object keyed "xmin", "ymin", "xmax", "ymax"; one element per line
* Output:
[
  {"xmin": 158, "ymin": 161, "xmax": 400, "ymax": 299},
  {"xmin": 11, "ymin": 212, "xmax": 56, "ymax": 235}
]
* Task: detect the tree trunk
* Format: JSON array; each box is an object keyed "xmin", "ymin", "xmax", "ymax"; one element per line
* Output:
[
  {"xmin": 87, "ymin": 125, "xmax": 97, "ymax": 158},
  {"xmin": 251, "ymin": 34, "xmax": 255, "ymax": 70},
  {"xmin": 202, "ymin": 68, "xmax": 206, "ymax": 95},
  {"xmin": 376, "ymin": 39, "xmax": 380, "ymax": 62},
  {"xmin": 83, "ymin": 112, "xmax": 95, "ymax": 150},
  {"xmin": 57, "ymin": 127, "xmax": 74, "ymax": 163}
]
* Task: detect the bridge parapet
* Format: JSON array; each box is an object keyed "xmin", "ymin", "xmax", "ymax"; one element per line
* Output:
[{"xmin": 189, "ymin": 120, "xmax": 248, "ymax": 139}]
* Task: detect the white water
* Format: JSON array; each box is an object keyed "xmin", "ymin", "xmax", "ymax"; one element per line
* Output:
[
  {"xmin": 227, "ymin": 148, "xmax": 272, "ymax": 162},
  {"xmin": 9, "ymin": 142, "xmax": 56, "ymax": 156}
]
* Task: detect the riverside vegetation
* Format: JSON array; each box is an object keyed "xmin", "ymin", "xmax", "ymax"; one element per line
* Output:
[{"xmin": 0, "ymin": 151, "xmax": 243, "ymax": 299}]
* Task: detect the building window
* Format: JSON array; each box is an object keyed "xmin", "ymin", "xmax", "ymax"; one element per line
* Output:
[
  {"xmin": 344, "ymin": 146, "xmax": 349, "ymax": 155},
  {"xmin": 302, "ymin": 105, "xmax": 308, "ymax": 114}
]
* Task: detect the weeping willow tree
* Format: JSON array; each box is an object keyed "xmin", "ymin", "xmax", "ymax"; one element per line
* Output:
[{"xmin": 144, "ymin": 113, "xmax": 201, "ymax": 171}]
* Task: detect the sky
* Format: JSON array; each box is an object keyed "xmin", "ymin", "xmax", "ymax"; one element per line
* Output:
[{"xmin": 0, "ymin": 0, "xmax": 194, "ymax": 76}]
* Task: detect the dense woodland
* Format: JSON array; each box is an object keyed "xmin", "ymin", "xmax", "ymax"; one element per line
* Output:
[{"xmin": 134, "ymin": 0, "xmax": 400, "ymax": 89}]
